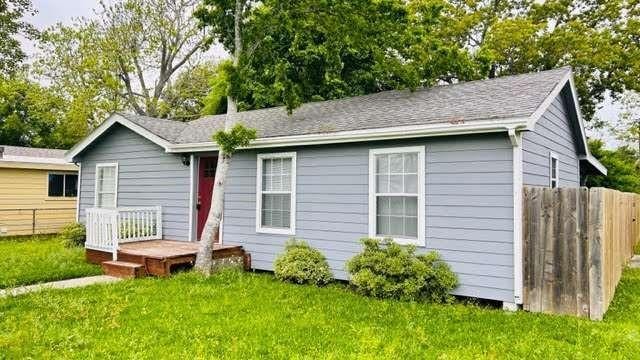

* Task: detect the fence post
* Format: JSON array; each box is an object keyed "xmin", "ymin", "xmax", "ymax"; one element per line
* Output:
[
  {"xmin": 588, "ymin": 188, "xmax": 605, "ymax": 321},
  {"xmin": 31, "ymin": 209, "xmax": 36, "ymax": 235}
]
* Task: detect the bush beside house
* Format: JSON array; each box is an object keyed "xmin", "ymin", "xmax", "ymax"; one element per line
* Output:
[
  {"xmin": 347, "ymin": 238, "xmax": 458, "ymax": 303},
  {"xmin": 59, "ymin": 222, "xmax": 86, "ymax": 248},
  {"xmin": 274, "ymin": 239, "xmax": 333, "ymax": 286}
]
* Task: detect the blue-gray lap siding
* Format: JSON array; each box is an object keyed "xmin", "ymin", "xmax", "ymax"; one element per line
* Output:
[
  {"xmin": 523, "ymin": 94, "xmax": 580, "ymax": 187},
  {"xmin": 223, "ymin": 134, "xmax": 515, "ymax": 302},
  {"xmin": 76, "ymin": 124, "xmax": 191, "ymax": 241}
]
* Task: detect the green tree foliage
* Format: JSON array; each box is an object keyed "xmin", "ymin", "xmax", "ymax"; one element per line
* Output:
[
  {"xmin": 0, "ymin": 75, "xmax": 82, "ymax": 149},
  {"xmin": 610, "ymin": 92, "xmax": 640, "ymax": 158},
  {"xmin": 196, "ymin": 0, "xmax": 478, "ymax": 113},
  {"xmin": 445, "ymin": 0, "xmax": 639, "ymax": 121},
  {"xmin": 586, "ymin": 139, "xmax": 640, "ymax": 194},
  {"xmin": 160, "ymin": 61, "xmax": 223, "ymax": 120},
  {"xmin": 0, "ymin": 0, "xmax": 37, "ymax": 76},
  {"xmin": 212, "ymin": 123, "xmax": 256, "ymax": 154},
  {"xmin": 35, "ymin": 0, "xmax": 208, "ymax": 123}
]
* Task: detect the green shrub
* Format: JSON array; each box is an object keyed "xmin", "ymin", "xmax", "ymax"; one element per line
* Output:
[
  {"xmin": 347, "ymin": 238, "xmax": 458, "ymax": 303},
  {"xmin": 59, "ymin": 222, "xmax": 86, "ymax": 248},
  {"xmin": 274, "ymin": 239, "xmax": 333, "ymax": 286}
]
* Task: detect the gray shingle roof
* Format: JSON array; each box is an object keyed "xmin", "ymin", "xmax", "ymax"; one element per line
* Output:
[
  {"xmin": 120, "ymin": 67, "xmax": 571, "ymax": 144},
  {"xmin": 0, "ymin": 145, "xmax": 67, "ymax": 159}
]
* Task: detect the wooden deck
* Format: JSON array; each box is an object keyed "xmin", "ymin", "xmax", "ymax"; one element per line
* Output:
[{"xmin": 86, "ymin": 240, "xmax": 249, "ymax": 277}]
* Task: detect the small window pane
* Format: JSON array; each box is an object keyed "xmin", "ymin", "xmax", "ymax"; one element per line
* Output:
[
  {"xmin": 48, "ymin": 174, "xmax": 64, "ymax": 197},
  {"xmin": 282, "ymin": 158, "xmax": 292, "ymax": 174},
  {"xmin": 272, "ymin": 158, "xmax": 282, "ymax": 175},
  {"xmin": 377, "ymin": 215, "xmax": 390, "ymax": 235},
  {"xmin": 376, "ymin": 154, "xmax": 389, "ymax": 174},
  {"xmin": 404, "ymin": 174, "xmax": 418, "ymax": 193},
  {"xmin": 376, "ymin": 175, "xmax": 389, "ymax": 193},
  {"xmin": 282, "ymin": 175, "xmax": 291, "ymax": 192},
  {"xmin": 99, "ymin": 177, "xmax": 115, "ymax": 192},
  {"xmin": 98, "ymin": 193, "xmax": 115, "ymax": 208},
  {"xmin": 101, "ymin": 167, "xmax": 115, "ymax": 179},
  {"xmin": 65, "ymin": 175, "xmax": 78, "ymax": 197},
  {"xmin": 404, "ymin": 217, "xmax": 418, "ymax": 237},
  {"xmin": 377, "ymin": 197, "xmax": 390, "ymax": 215},
  {"xmin": 389, "ymin": 216, "xmax": 404, "ymax": 235},
  {"xmin": 389, "ymin": 197, "xmax": 404, "ymax": 215},
  {"xmin": 404, "ymin": 153, "xmax": 418, "ymax": 173},
  {"xmin": 264, "ymin": 159, "xmax": 272, "ymax": 175},
  {"xmin": 389, "ymin": 175, "xmax": 403, "ymax": 193},
  {"xmin": 551, "ymin": 158, "xmax": 557, "ymax": 178},
  {"xmin": 390, "ymin": 154, "xmax": 403, "ymax": 173},
  {"xmin": 271, "ymin": 175, "xmax": 282, "ymax": 191},
  {"xmin": 405, "ymin": 197, "xmax": 418, "ymax": 216}
]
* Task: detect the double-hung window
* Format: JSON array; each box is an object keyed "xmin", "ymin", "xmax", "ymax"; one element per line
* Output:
[
  {"xmin": 48, "ymin": 173, "xmax": 78, "ymax": 197},
  {"xmin": 95, "ymin": 163, "xmax": 118, "ymax": 208},
  {"xmin": 369, "ymin": 146, "xmax": 425, "ymax": 246},
  {"xmin": 549, "ymin": 153, "xmax": 559, "ymax": 188},
  {"xmin": 256, "ymin": 153, "xmax": 296, "ymax": 235}
]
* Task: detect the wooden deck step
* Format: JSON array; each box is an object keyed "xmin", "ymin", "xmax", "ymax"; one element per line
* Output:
[{"xmin": 102, "ymin": 260, "xmax": 146, "ymax": 279}]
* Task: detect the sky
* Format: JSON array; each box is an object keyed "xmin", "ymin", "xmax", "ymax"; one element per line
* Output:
[{"xmin": 20, "ymin": 1, "xmax": 622, "ymax": 146}]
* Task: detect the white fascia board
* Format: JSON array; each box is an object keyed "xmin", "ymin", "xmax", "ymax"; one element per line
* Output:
[
  {"xmin": 166, "ymin": 117, "xmax": 530, "ymax": 153},
  {"xmin": 525, "ymin": 71, "xmax": 608, "ymax": 176},
  {"xmin": 525, "ymin": 70, "xmax": 573, "ymax": 131},
  {"xmin": 65, "ymin": 113, "xmax": 173, "ymax": 162},
  {"xmin": 579, "ymin": 154, "xmax": 608, "ymax": 176},
  {"xmin": 0, "ymin": 155, "xmax": 72, "ymax": 165}
]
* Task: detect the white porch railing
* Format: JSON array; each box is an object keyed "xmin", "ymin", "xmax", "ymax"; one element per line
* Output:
[{"xmin": 85, "ymin": 206, "xmax": 163, "ymax": 260}]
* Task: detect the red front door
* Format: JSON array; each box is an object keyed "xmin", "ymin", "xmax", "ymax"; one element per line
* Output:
[{"xmin": 197, "ymin": 157, "xmax": 218, "ymax": 241}]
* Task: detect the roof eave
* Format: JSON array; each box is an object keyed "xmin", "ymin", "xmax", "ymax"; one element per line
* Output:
[
  {"xmin": 579, "ymin": 154, "xmax": 608, "ymax": 176},
  {"xmin": 166, "ymin": 118, "xmax": 531, "ymax": 153}
]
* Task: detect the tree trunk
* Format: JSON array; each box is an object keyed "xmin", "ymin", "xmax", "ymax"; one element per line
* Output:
[
  {"xmin": 194, "ymin": 152, "xmax": 231, "ymax": 274},
  {"xmin": 194, "ymin": 0, "xmax": 244, "ymax": 274}
]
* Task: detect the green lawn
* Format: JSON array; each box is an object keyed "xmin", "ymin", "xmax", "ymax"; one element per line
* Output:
[
  {"xmin": 0, "ymin": 235, "xmax": 101, "ymax": 289},
  {"xmin": 1, "ymin": 269, "xmax": 639, "ymax": 358}
]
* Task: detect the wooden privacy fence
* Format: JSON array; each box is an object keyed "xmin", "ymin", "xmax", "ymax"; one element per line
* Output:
[{"xmin": 523, "ymin": 187, "xmax": 640, "ymax": 320}]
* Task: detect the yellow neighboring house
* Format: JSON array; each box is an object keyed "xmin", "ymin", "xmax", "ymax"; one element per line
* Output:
[{"xmin": 0, "ymin": 145, "xmax": 78, "ymax": 236}]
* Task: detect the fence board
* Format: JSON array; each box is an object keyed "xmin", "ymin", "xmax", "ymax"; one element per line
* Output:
[{"xmin": 523, "ymin": 187, "xmax": 640, "ymax": 319}]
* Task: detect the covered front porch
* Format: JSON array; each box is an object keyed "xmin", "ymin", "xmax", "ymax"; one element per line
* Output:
[{"xmin": 84, "ymin": 206, "xmax": 248, "ymax": 278}]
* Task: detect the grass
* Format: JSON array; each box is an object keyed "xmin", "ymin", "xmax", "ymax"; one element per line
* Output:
[
  {"xmin": 1, "ymin": 268, "xmax": 639, "ymax": 359},
  {"xmin": 0, "ymin": 235, "xmax": 101, "ymax": 289}
]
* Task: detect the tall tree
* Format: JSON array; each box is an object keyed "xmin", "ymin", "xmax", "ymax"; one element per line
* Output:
[
  {"xmin": 611, "ymin": 92, "xmax": 640, "ymax": 160},
  {"xmin": 195, "ymin": 0, "xmax": 254, "ymax": 274},
  {"xmin": 445, "ymin": 0, "xmax": 638, "ymax": 122},
  {"xmin": 199, "ymin": 0, "xmax": 475, "ymax": 113},
  {"xmin": 0, "ymin": 0, "xmax": 37, "ymax": 76},
  {"xmin": 0, "ymin": 75, "xmax": 77, "ymax": 149},
  {"xmin": 586, "ymin": 139, "xmax": 640, "ymax": 194},
  {"xmin": 159, "ymin": 61, "xmax": 223, "ymax": 120},
  {"xmin": 36, "ymin": 0, "xmax": 208, "ymax": 123}
]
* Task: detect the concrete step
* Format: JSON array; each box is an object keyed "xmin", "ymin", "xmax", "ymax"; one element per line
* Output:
[{"xmin": 102, "ymin": 260, "xmax": 146, "ymax": 279}]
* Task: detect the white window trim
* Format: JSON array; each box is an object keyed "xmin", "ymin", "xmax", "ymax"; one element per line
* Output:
[
  {"xmin": 256, "ymin": 152, "xmax": 296, "ymax": 235},
  {"xmin": 368, "ymin": 146, "xmax": 425, "ymax": 246},
  {"xmin": 94, "ymin": 162, "xmax": 119, "ymax": 208},
  {"xmin": 47, "ymin": 172, "xmax": 78, "ymax": 198},
  {"xmin": 549, "ymin": 152, "xmax": 559, "ymax": 188}
]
